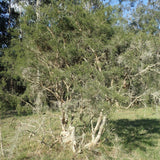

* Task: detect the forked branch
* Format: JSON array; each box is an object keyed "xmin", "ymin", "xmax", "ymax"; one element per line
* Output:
[{"xmin": 85, "ymin": 111, "xmax": 106, "ymax": 149}]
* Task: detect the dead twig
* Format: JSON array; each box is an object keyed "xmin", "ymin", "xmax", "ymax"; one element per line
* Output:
[{"xmin": 0, "ymin": 127, "xmax": 4, "ymax": 157}]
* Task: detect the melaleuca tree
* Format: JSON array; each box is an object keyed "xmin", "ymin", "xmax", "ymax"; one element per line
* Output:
[
  {"xmin": 4, "ymin": 0, "xmax": 117, "ymax": 115},
  {"xmin": 3, "ymin": 0, "xmax": 159, "ymax": 115}
]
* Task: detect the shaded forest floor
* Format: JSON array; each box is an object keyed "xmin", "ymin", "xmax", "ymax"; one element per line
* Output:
[{"xmin": 1, "ymin": 107, "xmax": 160, "ymax": 160}]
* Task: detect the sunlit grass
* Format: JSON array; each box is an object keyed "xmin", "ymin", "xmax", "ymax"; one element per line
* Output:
[{"xmin": 1, "ymin": 107, "xmax": 160, "ymax": 159}]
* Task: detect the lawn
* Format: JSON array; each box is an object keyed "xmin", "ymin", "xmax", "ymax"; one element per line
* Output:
[{"xmin": 1, "ymin": 107, "xmax": 160, "ymax": 160}]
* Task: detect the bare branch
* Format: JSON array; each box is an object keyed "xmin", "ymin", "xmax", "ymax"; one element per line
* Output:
[
  {"xmin": 126, "ymin": 95, "xmax": 143, "ymax": 109},
  {"xmin": 84, "ymin": 111, "xmax": 106, "ymax": 149},
  {"xmin": 0, "ymin": 127, "xmax": 4, "ymax": 157},
  {"xmin": 94, "ymin": 116, "xmax": 106, "ymax": 144},
  {"xmin": 92, "ymin": 111, "xmax": 103, "ymax": 141},
  {"xmin": 47, "ymin": 26, "xmax": 55, "ymax": 39},
  {"xmin": 134, "ymin": 62, "xmax": 160, "ymax": 77},
  {"xmin": 42, "ymin": 85, "xmax": 64, "ymax": 103}
]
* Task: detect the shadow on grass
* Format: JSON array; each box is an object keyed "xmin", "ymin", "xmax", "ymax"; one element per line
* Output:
[
  {"xmin": 0, "ymin": 110, "xmax": 18, "ymax": 119},
  {"xmin": 108, "ymin": 119, "xmax": 160, "ymax": 151}
]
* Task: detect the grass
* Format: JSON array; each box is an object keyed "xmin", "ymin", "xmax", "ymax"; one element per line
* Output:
[
  {"xmin": 0, "ymin": 107, "xmax": 160, "ymax": 160},
  {"xmin": 105, "ymin": 107, "xmax": 160, "ymax": 160}
]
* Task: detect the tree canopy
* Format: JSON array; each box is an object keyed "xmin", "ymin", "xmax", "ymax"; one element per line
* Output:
[{"xmin": 0, "ymin": 0, "xmax": 159, "ymax": 115}]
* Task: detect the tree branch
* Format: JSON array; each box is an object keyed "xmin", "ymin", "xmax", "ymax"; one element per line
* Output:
[
  {"xmin": 134, "ymin": 63, "xmax": 160, "ymax": 77},
  {"xmin": 126, "ymin": 95, "xmax": 143, "ymax": 109}
]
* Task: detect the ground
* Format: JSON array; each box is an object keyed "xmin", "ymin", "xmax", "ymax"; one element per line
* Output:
[{"xmin": 1, "ymin": 107, "xmax": 160, "ymax": 160}]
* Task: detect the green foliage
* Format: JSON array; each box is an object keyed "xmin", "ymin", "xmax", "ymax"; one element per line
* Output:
[
  {"xmin": 0, "ymin": 0, "xmax": 116, "ymax": 114},
  {"xmin": 16, "ymin": 104, "xmax": 32, "ymax": 116},
  {"xmin": 0, "ymin": 0, "xmax": 160, "ymax": 114}
]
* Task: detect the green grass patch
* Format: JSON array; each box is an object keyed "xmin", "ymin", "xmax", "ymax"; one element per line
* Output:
[{"xmin": 1, "ymin": 107, "xmax": 160, "ymax": 159}]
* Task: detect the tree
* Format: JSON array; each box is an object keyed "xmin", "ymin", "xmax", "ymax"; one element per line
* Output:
[
  {"xmin": 0, "ymin": 0, "xmax": 27, "ymax": 114},
  {"xmin": 1, "ymin": 0, "xmax": 159, "ymax": 114},
  {"xmin": 3, "ymin": 0, "xmax": 115, "ymax": 112},
  {"xmin": 1, "ymin": 0, "xmax": 160, "ymax": 152}
]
